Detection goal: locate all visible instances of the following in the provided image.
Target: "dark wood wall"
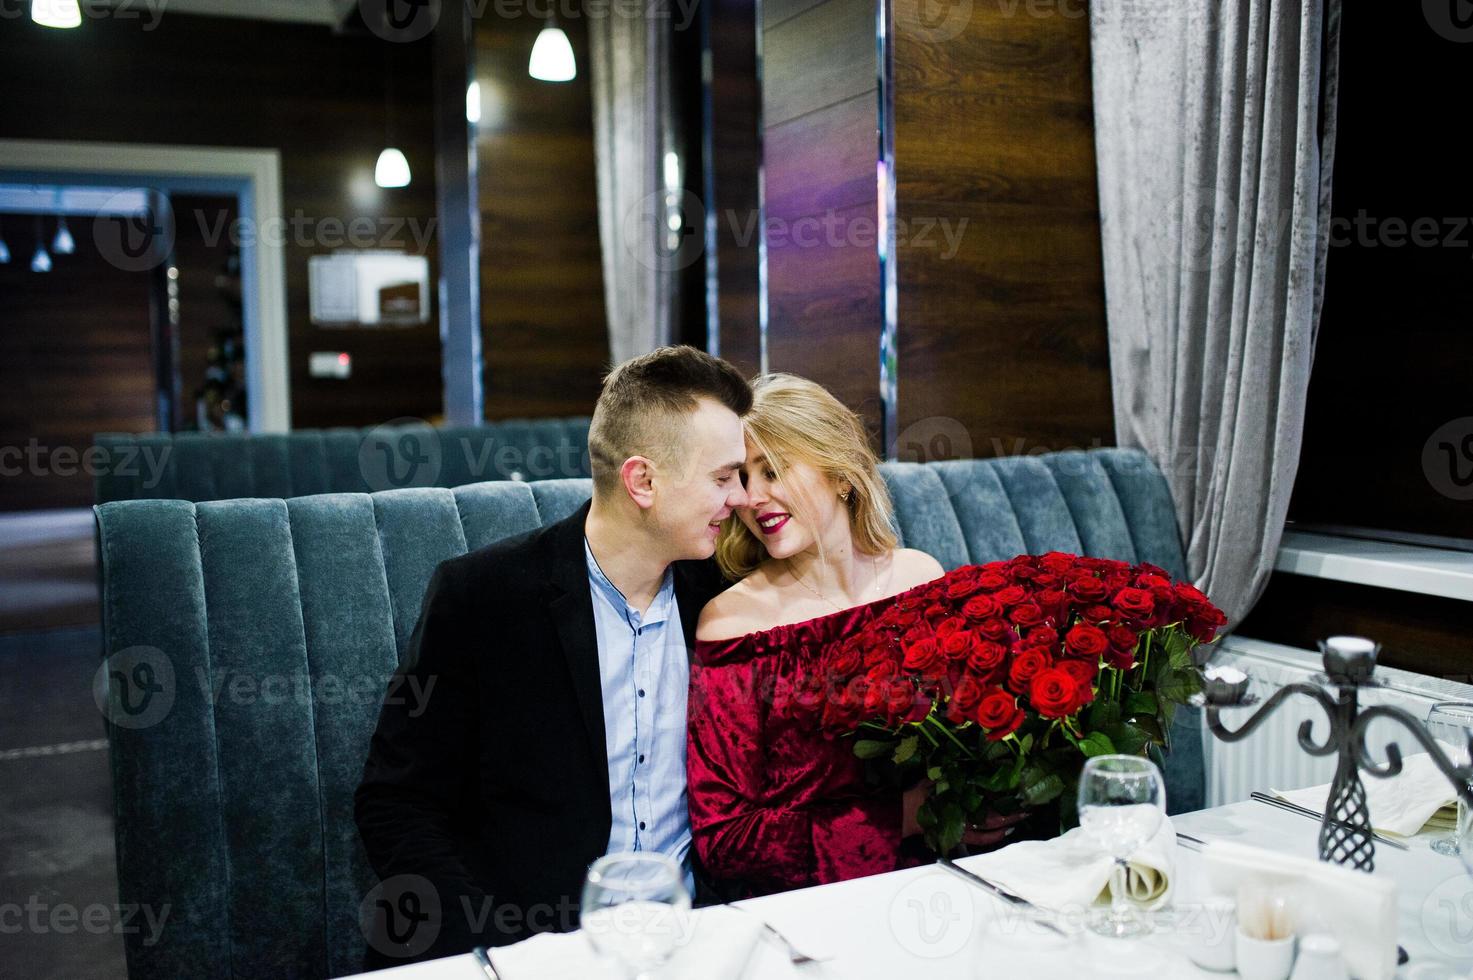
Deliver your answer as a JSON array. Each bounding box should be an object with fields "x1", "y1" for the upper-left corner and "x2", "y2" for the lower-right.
[
  {"x1": 0, "y1": 14, "x2": 442, "y2": 432},
  {"x1": 473, "y1": 10, "x2": 609, "y2": 420},
  {"x1": 761, "y1": 0, "x2": 885, "y2": 440},
  {"x1": 708, "y1": 0, "x2": 763, "y2": 378},
  {"x1": 0, "y1": 215, "x2": 154, "y2": 511},
  {"x1": 891, "y1": 0, "x2": 1113, "y2": 459}
]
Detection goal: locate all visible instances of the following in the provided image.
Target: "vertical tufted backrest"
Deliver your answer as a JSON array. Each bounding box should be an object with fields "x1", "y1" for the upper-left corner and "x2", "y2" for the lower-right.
[
  {"x1": 92, "y1": 418, "x2": 595, "y2": 504},
  {"x1": 95, "y1": 448, "x2": 1184, "y2": 979}
]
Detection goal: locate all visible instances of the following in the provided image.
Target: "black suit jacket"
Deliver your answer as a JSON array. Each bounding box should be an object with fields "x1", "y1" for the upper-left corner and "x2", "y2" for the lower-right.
[{"x1": 354, "y1": 500, "x2": 727, "y2": 969}]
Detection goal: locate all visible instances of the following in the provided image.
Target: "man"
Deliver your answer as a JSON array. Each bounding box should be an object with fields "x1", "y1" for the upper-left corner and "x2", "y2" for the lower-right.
[{"x1": 354, "y1": 346, "x2": 752, "y2": 968}]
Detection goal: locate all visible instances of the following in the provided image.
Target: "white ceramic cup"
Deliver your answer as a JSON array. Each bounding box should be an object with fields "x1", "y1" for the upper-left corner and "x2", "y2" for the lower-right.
[
  {"x1": 1235, "y1": 925, "x2": 1296, "y2": 980},
  {"x1": 1289, "y1": 933, "x2": 1349, "y2": 980},
  {"x1": 1184, "y1": 895, "x2": 1237, "y2": 972}
]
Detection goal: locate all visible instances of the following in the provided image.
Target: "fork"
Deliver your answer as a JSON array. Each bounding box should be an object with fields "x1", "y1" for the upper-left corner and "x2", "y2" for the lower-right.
[{"x1": 757, "y1": 920, "x2": 827, "y2": 965}]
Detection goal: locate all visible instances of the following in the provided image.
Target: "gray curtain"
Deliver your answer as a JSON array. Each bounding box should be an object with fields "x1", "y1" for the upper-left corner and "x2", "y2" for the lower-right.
[
  {"x1": 1090, "y1": 0, "x2": 1342, "y2": 629},
  {"x1": 589, "y1": 10, "x2": 677, "y2": 364}
]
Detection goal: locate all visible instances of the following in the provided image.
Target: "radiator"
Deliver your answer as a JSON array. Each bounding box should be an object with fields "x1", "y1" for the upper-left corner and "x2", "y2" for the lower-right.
[{"x1": 1201, "y1": 636, "x2": 1473, "y2": 809}]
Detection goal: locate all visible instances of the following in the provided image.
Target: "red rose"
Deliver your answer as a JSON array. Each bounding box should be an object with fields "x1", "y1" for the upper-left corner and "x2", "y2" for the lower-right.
[
  {"x1": 935, "y1": 616, "x2": 969, "y2": 639},
  {"x1": 893, "y1": 607, "x2": 922, "y2": 629},
  {"x1": 1137, "y1": 561, "x2": 1172, "y2": 580},
  {"x1": 1107, "y1": 624, "x2": 1139, "y2": 652},
  {"x1": 967, "y1": 639, "x2": 1007, "y2": 676},
  {"x1": 1173, "y1": 582, "x2": 1211, "y2": 611},
  {"x1": 1112, "y1": 587, "x2": 1156, "y2": 626},
  {"x1": 940, "y1": 630, "x2": 975, "y2": 662},
  {"x1": 887, "y1": 679, "x2": 917, "y2": 717},
  {"x1": 1039, "y1": 551, "x2": 1077, "y2": 573},
  {"x1": 946, "y1": 576, "x2": 981, "y2": 601},
  {"x1": 866, "y1": 660, "x2": 898, "y2": 684},
  {"x1": 976, "y1": 570, "x2": 1009, "y2": 591},
  {"x1": 962, "y1": 594, "x2": 1001, "y2": 621},
  {"x1": 826, "y1": 642, "x2": 862, "y2": 680},
  {"x1": 1083, "y1": 603, "x2": 1115, "y2": 625},
  {"x1": 1029, "y1": 668, "x2": 1080, "y2": 719},
  {"x1": 924, "y1": 603, "x2": 950, "y2": 625},
  {"x1": 1057, "y1": 657, "x2": 1097, "y2": 689},
  {"x1": 1064, "y1": 623, "x2": 1110, "y2": 660},
  {"x1": 1187, "y1": 605, "x2": 1227, "y2": 644},
  {"x1": 975, "y1": 618, "x2": 1013, "y2": 643},
  {"x1": 1007, "y1": 647, "x2": 1052, "y2": 694},
  {"x1": 1027, "y1": 625, "x2": 1060, "y2": 651},
  {"x1": 993, "y1": 585, "x2": 1027, "y2": 607},
  {"x1": 947, "y1": 675, "x2": 986, "y2": 723},
  {"x1": 902, "y1": 637, "x2": 943, "y2": 673},
  {"x1": 1068, "y1": 577, "x2": 1109, "y2": 603},
  {"x1": 1104, "y1": 645, "x2": 1135, "y2": 671},
  {"x1": 1008, "y1": 603, "x2": 1045, "y2": 628},
  {"x1": 975, "y1": 688, "x2": 1025, "y2": 739}
]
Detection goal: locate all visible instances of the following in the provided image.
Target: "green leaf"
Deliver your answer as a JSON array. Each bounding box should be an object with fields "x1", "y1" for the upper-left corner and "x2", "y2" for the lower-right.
[
  {"x1": 1076, "y1": 731, "x2": 1117, "y2": 758},
  {"x1": 937, "y1": 802, "x2": 966, "y2": 855},
  {"x1": 1088, "y1": 699, "x2": 1122, "y2": 731},
  {"x1": 1155, "y1": 669, "x2": 1199, "y2": 705},
  {"x1": 1105, "y1": 722, "x2": 1151, "y2": 756},
  {"x1": 893, "y1": 735, "x2": 920, "y2": 765},
  {"x1": 1018, "y1": 733, "x2": 1035, "y2": 755},
  {"x1": 1021, "y1": 765, "x2": 1065, "y2": 806},
  {"x1": 854, "y1": 739, "x2": 893, "y2": 760},
  {"x1": 1125, "y1": 691, "x2": 1159, "y2": 717},
  {"x1": 927, "y1": 765, "x2": 944, "y2": 781},
  {"x1": 1132, "y1": 714, "x2": 1165, "y2": 745}
]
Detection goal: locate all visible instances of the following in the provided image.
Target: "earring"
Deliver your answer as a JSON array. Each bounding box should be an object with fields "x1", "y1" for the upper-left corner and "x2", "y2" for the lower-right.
[{"x1": 839, "y1": 488, "x2": 851, "y2": 501}]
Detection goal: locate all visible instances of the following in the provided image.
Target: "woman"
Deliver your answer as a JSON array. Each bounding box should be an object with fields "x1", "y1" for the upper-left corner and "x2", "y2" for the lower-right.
[{"x1": 687, "y1": 374, "x2": 1022, "y2": 897}]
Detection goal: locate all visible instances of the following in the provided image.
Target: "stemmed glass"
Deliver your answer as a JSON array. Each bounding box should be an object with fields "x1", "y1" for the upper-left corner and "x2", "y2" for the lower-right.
[
  {"x1": 1077, "y1": 754, "x2": 1167, "y2": 939},
  {"x1": 580, "y1": 852, "x2": 692, "y2": 979},
  {"x1": 1426, "y1": 703, "x2": 1473, "y2": 858}
]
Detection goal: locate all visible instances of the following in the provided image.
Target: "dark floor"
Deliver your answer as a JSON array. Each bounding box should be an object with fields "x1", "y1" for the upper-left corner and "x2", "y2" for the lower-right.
[{"x1": 0, "y1": 626, "x2": 127, "y2": 980}]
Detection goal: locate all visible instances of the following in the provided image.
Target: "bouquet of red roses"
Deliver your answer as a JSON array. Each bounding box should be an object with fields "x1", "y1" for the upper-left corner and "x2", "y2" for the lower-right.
[{"x1": 816, "y1": 552, "x2": 1226, "y2": 854}]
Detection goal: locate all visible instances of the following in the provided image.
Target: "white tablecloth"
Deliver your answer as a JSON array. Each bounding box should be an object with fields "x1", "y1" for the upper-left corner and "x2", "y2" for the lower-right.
[{"x1": 342, "y1": 800, "x2": 1473, "y2": 980}]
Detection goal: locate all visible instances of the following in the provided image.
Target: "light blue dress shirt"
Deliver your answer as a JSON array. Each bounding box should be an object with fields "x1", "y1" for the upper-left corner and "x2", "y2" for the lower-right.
[{"x1": 583, "y1": 538, "x2": 695, "y2": 895}]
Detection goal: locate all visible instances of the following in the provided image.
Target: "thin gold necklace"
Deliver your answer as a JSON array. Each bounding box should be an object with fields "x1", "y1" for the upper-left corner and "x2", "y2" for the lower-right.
[{"x1": 787, "y1": 555, "x2": 882, "y2": 613}]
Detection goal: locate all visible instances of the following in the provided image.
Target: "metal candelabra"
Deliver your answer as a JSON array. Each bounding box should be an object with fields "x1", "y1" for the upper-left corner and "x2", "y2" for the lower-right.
[{"x1": 1202, "y1": 635, "x2": 1473, "y2": 872}]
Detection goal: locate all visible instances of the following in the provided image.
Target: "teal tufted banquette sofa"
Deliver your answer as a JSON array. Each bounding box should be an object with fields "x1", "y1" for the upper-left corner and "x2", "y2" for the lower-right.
[
  {"x1": 93, "y1": 448, "x2": 1201, "y2": 979},
  {"x1": 91, "y1": 416, "x2": 592, "y2": 504}
]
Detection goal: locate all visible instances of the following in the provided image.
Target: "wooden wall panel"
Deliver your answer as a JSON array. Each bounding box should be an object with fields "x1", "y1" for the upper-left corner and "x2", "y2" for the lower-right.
[
  {"x1": 891, "y1": 0, "x2": 1113, "y2": 459},
  {"x1": 0, "y1": 14, "x2": 442, "y2": 431},
  {"x1": 0, "y1": 216, "x2": 154, "y2": 511},
  {"x1": 473, "y1": 9, "x2": 609, "y2": 420},
  {"x1": 708, "y1": 0, "x2": 763, "y2": 377},
  {"x1": 761, "y1": 0, "x2": 883, "y2": 440}
]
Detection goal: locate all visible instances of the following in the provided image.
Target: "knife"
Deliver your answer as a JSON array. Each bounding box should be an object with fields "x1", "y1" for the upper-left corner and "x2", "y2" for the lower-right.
[
  {"x1": 471, "y1": 946, "x2": 501, "y2": 980},
  {"x1": 937, "y1": 856, "x2": 1070, "y2": 937},
  {"x1": 1249, "y1": 792, "x2": 1409, "y2": 851}
]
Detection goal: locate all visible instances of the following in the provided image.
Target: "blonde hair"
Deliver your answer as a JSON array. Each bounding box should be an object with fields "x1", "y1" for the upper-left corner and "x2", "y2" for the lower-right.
[{"x1": 715, "y1": 373, "x2": 898, "y2": 580}]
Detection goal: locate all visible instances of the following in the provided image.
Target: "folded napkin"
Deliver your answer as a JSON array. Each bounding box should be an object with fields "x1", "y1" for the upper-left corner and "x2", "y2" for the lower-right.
[
  {"x1": 955, "y1": 811, "x2": 1177, "y2": 912},
  {"x1": 1273, "y1": 742, "x2": 1463, "y2": 837},
  {"x1": 1202, "y1": 839, "x2": 1398, "y2": 980},
  {"x1": 489, "y1": 904, "x2": 765, "y2": 980}
]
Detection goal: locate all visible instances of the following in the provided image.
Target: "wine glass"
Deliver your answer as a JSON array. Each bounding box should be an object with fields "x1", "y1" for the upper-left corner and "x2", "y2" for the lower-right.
[
  {"x1": 580, "y1": 852, "x2": 692, "y2": 979},
  {"x1": 1426, "y1": 703, "x2": 1473, "y2": 858},
  {"x1": 1077, "y1": 754, "x2": 1167, "y2": 939}
]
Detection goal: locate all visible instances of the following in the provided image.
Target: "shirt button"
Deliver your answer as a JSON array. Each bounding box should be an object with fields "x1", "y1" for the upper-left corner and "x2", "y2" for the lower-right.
[
  {"x1": 638, "y1": 689, "x2": 646, "y2": 697},
  {"x1": 638, "y1": 754, "x2": 645, "y2": 764},
  {"x1": 639, "y1": 821, "x2": 646, "y2": 830}
]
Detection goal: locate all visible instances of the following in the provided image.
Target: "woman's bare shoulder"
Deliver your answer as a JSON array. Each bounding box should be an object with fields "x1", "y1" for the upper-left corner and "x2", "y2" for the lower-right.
[
  {"x1": 890, "y1": 548, "x2": 946, "y2": 590},
  {"x1": 696, "y1": 566, "x2": 785, "y2": 642}
]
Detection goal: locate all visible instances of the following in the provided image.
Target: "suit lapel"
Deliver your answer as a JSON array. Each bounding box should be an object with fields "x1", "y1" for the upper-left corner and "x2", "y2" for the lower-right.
[{"x1": 544, "y1": 500, "x2": 609, "y2": 773}]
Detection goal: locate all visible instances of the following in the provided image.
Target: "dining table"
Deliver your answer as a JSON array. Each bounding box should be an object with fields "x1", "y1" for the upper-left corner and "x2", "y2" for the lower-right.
[{"x1": 344, "y1": 799, "x2": 1473, "y2": 980}]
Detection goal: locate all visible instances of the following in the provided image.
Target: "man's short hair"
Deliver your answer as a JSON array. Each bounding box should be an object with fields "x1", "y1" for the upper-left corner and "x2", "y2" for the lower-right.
[{"x1": 588, "y1": 346, "x2": 753, "y2": 496}]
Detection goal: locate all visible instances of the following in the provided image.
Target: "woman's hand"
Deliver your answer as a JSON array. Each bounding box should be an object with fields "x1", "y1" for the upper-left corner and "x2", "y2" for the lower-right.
[{"x1": 901, "y1": 781, "x2": 1030, "y2": 847}]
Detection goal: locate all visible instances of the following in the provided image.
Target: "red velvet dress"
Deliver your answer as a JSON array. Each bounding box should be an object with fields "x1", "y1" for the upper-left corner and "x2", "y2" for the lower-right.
[{"x1": 686, "y1": 594, "x2": 908, "y2": 897}]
